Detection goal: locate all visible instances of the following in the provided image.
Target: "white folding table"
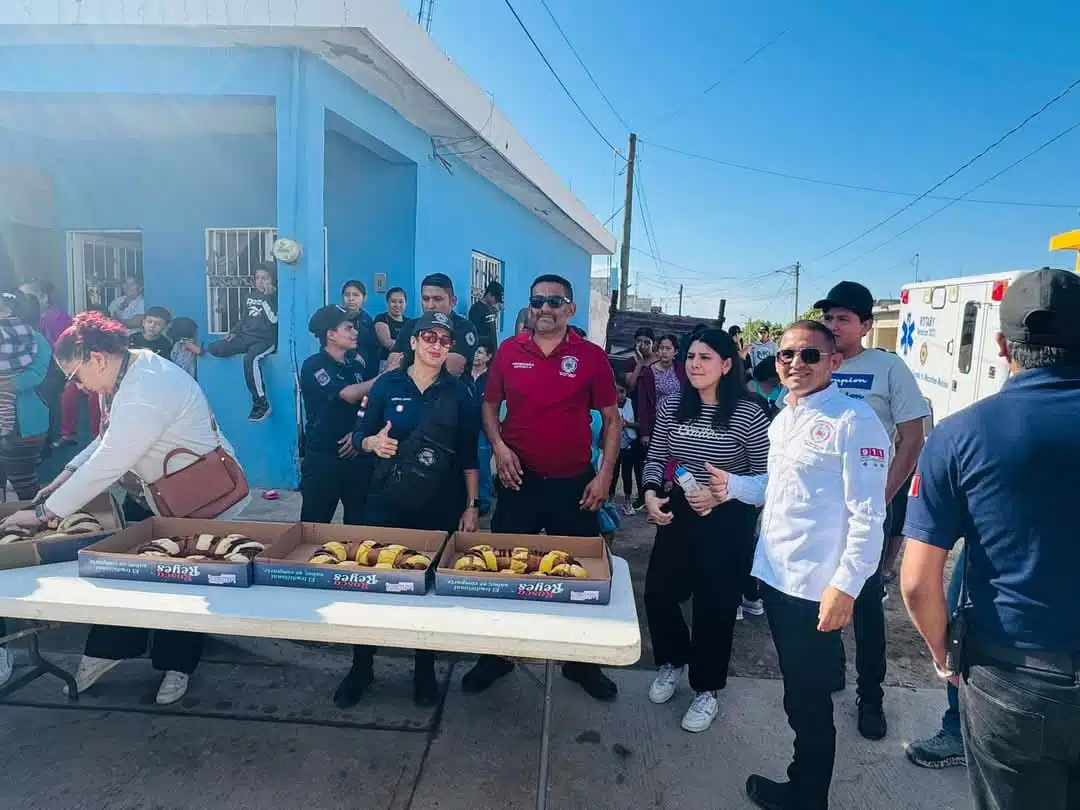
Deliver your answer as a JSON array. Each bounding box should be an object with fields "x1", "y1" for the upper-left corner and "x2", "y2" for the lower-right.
[{"x1": 0, "y1": 557, "x2": 641, "y2": 810}]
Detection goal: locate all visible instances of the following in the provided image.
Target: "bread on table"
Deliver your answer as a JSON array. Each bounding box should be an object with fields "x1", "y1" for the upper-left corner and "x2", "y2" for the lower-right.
[
  {"x1": 135, "y1": 534, "x2": 265, "y2": 561},
  {"x1": 453, "y1": 544, "x2": 589, "y2": 578},
  {"x1": 0, "y1": 511, "x2": 105, "y2": 544},
  {"x1": 308, "y1": 540, "x2": 431, "y2": 570}
]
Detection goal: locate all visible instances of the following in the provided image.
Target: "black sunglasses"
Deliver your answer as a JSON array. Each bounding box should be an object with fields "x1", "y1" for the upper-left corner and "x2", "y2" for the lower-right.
[
  {"x1": 776, "y1": 347, "x2": 832, "y2": 365},
  {"x1": 528, "y1": 295, "x2": 570, "y2": 310}
]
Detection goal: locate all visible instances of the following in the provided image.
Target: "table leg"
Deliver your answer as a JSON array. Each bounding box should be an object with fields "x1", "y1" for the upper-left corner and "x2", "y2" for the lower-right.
[
  {"x1": 535, "y1": 659, "x2": 554, "y2": 810},
  {"x1": 0, "y1": 623, "x2": 78, "y2": 703}
]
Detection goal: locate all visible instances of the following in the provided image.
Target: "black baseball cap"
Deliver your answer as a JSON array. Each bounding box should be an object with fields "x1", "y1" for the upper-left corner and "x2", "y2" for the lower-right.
[
  {"x1": 308, "y1": 304, "x2": 351, "y2": 337},
  {"x1": 1000, "y1": 267, "x2": 1080, "y2": 348},
  {"x1": 814, "y1": 281, "x2": 874, "y2": 319},
  {"x1": 484, "y1": 281, "x2": 504, "y2": 302},
  {"x1": 412, "y1": 310, "x2": 454, "y2": 335}
]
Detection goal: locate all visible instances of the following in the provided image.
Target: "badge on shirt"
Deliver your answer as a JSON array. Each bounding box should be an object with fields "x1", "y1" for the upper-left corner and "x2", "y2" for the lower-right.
[
  {"x1": 465, "y1": 331, "x2": 476, "y2": 346},
  {"x1": 808, "y1": 421, "x2": 833, "y2": 444},
  {"x1": 560, "y1": 356, "x2": 579, "y2": 376},
  {"x1": 314, "y1": 368, "x2": 331, "y2": 387}
]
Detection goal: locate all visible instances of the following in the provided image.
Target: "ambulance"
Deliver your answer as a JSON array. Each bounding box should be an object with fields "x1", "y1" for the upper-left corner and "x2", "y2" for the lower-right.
[{"x1": 895, "y1": 272, "x2": 1025, "y2": 428}]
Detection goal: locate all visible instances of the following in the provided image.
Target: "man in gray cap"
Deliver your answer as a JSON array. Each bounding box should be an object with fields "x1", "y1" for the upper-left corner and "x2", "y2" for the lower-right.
[{"x1": 901, "y1": 267, "x2": 1080, "y2": 810}]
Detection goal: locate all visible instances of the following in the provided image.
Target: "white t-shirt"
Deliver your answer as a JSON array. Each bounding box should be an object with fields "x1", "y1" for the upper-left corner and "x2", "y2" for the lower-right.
[
  {"x1": 748, "y1": 340, "x2": 778, "y2": 370},
  {"x1": 108, "y1": 294, "x2": 145, "y2": 334},
  {"x1": 832, "y1": 349, "x2": 928, "y2": 441},
  {"x1": 618, "y1": 399, "x2": 637, "y2": 449}
]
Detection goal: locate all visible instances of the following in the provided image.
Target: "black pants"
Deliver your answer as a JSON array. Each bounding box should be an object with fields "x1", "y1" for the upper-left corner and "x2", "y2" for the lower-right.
[
  {"x1": 492, "y1": 468, "x2": 598, "y2": 537},
  {"x1": 610, "y1": 441, "x2": 644, "y2": 500},
  {"x1": 206, "y1": 334, "x2": 275, "y2": 401},
  {"x1": 763, "y1": 583, "x2": 844, "y2": 810},
  {"x1": 299, "y1": 451, "x2": 370, "y2": 525},
  {"x1": 645, "y1": 492, "x2": 757, "y2": 691},
  {"x1": 841, "y1": 502, "x2": 891, "y2": 705}
]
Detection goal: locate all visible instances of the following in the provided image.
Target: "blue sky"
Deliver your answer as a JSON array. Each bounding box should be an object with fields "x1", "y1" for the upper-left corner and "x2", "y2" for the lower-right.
[{"x1": 405, "y1": 0, "x2": 1080, "y2": 323}]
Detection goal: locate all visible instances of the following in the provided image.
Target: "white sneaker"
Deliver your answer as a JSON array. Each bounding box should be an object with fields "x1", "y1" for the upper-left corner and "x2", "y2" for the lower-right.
[
  {"x1": 736, "y1": 606, "x2": 744, "y2": 621},
  {"x1": 156, "y1": 671, "x2": 189, "y2": 705},
  {"x1": 622, "y1": 503, "x2": 636, "y2": 517},
  {"x1": 0, "y1": 647, "x2": 12, "y2": 688},
  {"x1": 648, "y1": 663, "x2": 684, "y2": 704},
  {"x1": 681, "y1": 691, "x2": 720, "y2": 733},
  {"x1": 741, "y1": 598, "x2": 765, "y2": 616},
  {"x1": 63, "y1": 655, "x2": 121, "y2": 695}
]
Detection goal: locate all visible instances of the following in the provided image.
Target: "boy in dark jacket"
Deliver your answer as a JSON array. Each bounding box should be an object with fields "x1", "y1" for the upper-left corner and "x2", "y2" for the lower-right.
[{"x1": 207, "y1": 262, "x2": 278, "y2": 421}]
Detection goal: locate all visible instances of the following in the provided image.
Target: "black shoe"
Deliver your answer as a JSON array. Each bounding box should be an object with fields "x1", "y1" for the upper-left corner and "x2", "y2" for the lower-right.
[
  {"x1": 858, "y1": 699, "x2": 887, "y2": 740},
  {"x1": 461, "y1": 656, "x2": 514, "y2": 694},
  {"x1": 561, "y1": 662, "x2": 617, "y2": 702},
  {"x1": 248, "y1": 398, "x2": 271, "y2": 421},
  {"x1": 333, "y1": 666, "x2": 374, "y2": 709},
  {"x1": 745, "y1": 775, "x2": 792, "y2": 810}
]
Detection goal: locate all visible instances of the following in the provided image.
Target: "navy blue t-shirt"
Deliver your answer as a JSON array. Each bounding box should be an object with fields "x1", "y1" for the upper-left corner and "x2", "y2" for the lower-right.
[
  {"x1": 299, "y1": 350, "x2": 368, "y2": 453},
  {"x1": 904, "y1": 366, "x2": 1080, "y2": 651}
]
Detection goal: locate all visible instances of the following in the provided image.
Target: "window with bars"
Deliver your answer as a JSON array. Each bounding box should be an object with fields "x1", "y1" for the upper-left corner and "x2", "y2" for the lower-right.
[
  {"x1": 205, "y1": 228, "x2": 277, "y2": 335},
  {"x1": 471, "y1": 251, "x2": 503, "y2": 329}
]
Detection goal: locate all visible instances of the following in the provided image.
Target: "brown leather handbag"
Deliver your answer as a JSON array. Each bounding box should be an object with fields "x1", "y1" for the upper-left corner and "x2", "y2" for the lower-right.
[{"x1": 145, "y1": 418, "x2": 249, "y2": 519}]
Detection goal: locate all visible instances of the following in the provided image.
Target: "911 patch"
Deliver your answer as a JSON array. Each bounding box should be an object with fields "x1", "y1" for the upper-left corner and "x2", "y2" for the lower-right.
[
  {"x1": 860, "y1": 447, "x2": 886, "y2": 461},
  {"x1": 314, "y1": 368, "x2": 331, "y2": 386}
]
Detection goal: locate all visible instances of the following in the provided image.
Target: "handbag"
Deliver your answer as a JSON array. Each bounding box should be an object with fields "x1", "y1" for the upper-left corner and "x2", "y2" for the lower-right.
[{"x1": 144, "y1": 416, "x2": 249, "y2": 519}]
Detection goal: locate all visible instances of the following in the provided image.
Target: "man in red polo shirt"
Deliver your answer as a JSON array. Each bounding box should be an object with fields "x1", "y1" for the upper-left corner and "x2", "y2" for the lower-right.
[{"x1": 462, "y1": 273, "x2": 621, "y2": 701}]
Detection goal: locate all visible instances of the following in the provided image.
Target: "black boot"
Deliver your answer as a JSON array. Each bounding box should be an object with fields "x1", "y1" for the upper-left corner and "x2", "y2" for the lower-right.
[
  {"x1": 561, "y1": 662, "x2": 617, "y2": 701},
  {"x1": 462, "y1": 655, "x2": 515, "y2": 693},
  {"x1": 413, "y1": 651, "x2": 439, "y2": 707},
  {"x1": 745, "y1": 775, "x2": 793, "y2": 810},
  {"x1": 334, "y1": 645, "x2": 375, "y2": 709}
]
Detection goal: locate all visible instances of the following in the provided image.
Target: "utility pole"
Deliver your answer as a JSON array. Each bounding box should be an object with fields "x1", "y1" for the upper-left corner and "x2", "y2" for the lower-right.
[
  {"x1": 617, "y1": 133, "x2": 637, "y2": 311},
  {"x1": 793, "y1": 261, "x2": 800, "y2": 321},
  {"x1": 678, "y1": 284, "x2": 684, "y2": 316},
  {"x1": 912, "y1": 252, "x2": 920, "y2": 282},
  {"x1": 717, "y1": 298, "x2": 727, "y2": 327}
]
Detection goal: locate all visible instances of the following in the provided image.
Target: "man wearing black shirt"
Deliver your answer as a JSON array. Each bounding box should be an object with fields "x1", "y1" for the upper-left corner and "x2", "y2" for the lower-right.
[
  {"x1": 130, "y1": 306, "x2": 173, "y2": 358},
  {"x1": 388, "y1": 273, "x2": 478, "y2": 377},
  {"x1": 468, "y1": 280, "x2": 503, "y2": 347}
]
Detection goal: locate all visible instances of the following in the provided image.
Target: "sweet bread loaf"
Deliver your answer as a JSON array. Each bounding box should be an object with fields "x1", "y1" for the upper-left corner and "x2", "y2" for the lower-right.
[
  {"x1": 135, "y1": 533, "x2": 265, "y2": 562},
  {"x1": 308, "y1": 540, "x2": 431, "y2": 570},
  {"x1": 453, "y1": 545, "x2": 588, "y2": 578},
  {"x1": 0, "y1": 512, "x2": 105, "y2": 545}
]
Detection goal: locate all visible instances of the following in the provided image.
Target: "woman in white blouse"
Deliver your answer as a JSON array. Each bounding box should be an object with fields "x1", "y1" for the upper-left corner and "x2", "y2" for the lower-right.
[{"x1": 1, "y1": 311, "x2": 249, "y2": 705}]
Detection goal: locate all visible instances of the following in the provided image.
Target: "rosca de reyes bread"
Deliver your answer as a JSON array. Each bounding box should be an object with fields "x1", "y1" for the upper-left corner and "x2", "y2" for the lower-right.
[
  {"x1": 308, "y1": 540, "x2": 431, "y2": 570},
  {"x1": 453, "y1": 545, "x2": 588, "y2": 578},
  {"x1": 135, "y1": 533, "x2": 265, "y2": 562},
  {"x1": 0, "y1": 511, "x2": 104, "y2": 545}
]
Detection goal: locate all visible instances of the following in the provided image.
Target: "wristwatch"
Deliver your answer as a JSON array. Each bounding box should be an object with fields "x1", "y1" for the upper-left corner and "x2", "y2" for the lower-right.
[{"x1": 468, "y1": 499, "x2": 481, "y2": 509}]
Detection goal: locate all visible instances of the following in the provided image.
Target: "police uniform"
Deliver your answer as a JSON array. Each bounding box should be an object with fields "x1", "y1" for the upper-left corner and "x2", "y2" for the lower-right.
[
  {"x1": 392, "y1": 310, "x2": 478, "y2": 374},
  {"x1": 299, "y1": 308, "x2": 373, "y2": 525},
  {"x1": 903, "y1": 269, "x2": 1080, "y2": 810}
]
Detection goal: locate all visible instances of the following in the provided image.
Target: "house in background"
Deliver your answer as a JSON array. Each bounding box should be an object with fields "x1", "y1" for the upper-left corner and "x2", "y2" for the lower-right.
[{"x1": 0, "y1": 0, "x2": 614, "y2": 487}]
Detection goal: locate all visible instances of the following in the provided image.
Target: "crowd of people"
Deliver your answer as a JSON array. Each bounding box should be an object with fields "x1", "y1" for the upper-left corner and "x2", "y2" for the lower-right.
[{"x1": 0, "y1": 261, "x2": 1075, "y2": 810}]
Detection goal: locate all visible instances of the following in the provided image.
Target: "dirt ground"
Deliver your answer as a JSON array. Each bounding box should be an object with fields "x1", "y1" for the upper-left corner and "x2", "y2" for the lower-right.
[{"x1": 611, "y1": 506, "x2": 953, "y2": 691}]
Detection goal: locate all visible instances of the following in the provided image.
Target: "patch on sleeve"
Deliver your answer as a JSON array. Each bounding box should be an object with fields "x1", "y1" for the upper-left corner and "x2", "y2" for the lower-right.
[
  {"x1": 909, "y1": 474, "x2": 921, "y2": 498},
  {"x1": 465, "y1": 331, "x2": 477, "y2": 346},
  {"x1": 860, "y1": 447, "x2": 886, "y2": 461},
  {"x1": 314, "y1": 368, "x2": 331, "y2": 386}
]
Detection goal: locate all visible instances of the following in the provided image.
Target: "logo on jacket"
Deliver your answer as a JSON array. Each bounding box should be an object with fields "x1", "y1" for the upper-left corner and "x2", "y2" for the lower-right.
[
  {"x1": 314, "y1": 368, "x2": 331, "y2": 386},
  {"x1": 860, "y1": 447, "x2": 886, "y2": 460},
  {"x1": 465, "y1": 331, "x2": 476, "y2": 346},
  {"x1": 900, "y1": 313, "x2": 915, "y2": 355},
  {"x1": 417, "y1": 448, "x2": 436, "y2": 467},
  {"x1": 809, "y1": 422, "x2": 833, "y2": 444},
  {"x1": 560, "y1": 356, "x2": 579, "y2": 375}
]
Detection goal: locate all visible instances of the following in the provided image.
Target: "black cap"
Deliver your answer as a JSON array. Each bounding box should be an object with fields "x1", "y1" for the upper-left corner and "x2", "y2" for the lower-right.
[
  {"x1": 308, "y1": 304, "x2": 351, "y2": 337},
  {"x1": 1000, "y1": 268, "x2": 1080, "y2": 348},
  {"x1": 412, "y1": 310, "x2": 454, "y2": 335},
  {"x1": 484, "y1": 280, "x2": 504, "y2": 302},
  {"x1": 814, "y1": 281, "x2": 874, "y2": 319}
]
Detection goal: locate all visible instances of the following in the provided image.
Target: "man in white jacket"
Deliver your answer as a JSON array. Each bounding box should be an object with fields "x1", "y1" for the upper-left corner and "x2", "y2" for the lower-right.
[{"x1": 708, "y1": 319, "x2": 889, "y2": 810}]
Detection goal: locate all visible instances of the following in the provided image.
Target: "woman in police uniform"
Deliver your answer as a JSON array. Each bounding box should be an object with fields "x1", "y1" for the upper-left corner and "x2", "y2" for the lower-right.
[
  {"x1": 299, "y1": 305, "x2": 378, "y2": 524},
  {"x1": 333, "y1": 310, "x2": 481, "y2": 709}
]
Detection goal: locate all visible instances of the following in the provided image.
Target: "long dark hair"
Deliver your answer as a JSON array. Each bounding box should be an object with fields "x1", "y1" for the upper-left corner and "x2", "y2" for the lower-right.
[{"x1": 675, "y1": 328, "x2": 748, "y2": 431}]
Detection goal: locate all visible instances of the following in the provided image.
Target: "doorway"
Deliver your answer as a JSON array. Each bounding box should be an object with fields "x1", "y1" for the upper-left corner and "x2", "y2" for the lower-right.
[{"x1": 66, "y1": 230, "x2": 144, "y2": 314}]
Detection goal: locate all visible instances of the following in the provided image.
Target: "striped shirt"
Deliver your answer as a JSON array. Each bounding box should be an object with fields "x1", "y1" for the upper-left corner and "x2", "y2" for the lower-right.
[{"x1": 644, "y1": 394, "x2": 770, "y2": 488}]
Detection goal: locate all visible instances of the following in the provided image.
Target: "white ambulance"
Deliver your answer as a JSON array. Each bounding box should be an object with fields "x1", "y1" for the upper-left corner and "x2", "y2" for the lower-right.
[{"x1": 895, "y1": 272, "x2": 1027, "y2": 428}]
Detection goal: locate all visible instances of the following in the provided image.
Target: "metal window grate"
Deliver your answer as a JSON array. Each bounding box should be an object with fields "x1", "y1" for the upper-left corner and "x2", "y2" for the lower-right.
[
  {"x1": 67, "y1": 231, "x2": 144, "y2": 313},
  {"x1": 205, "y1": 227, "x2": 277, "y2": 334},
  {"x1": 471, "y1": 251, "x2": 503, "y2": 330}
]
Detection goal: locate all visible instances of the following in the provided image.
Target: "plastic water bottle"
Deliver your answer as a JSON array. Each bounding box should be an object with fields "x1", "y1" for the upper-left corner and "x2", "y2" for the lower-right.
[{"x1": 674, "y1": 465, "x2": 712, "y2": 516}]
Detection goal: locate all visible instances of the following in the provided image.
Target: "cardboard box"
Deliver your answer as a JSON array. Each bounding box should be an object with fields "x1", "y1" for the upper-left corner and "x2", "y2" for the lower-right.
[
  {"x1": 0, "y1": 492, "x2": 122, "y2": 571},
  {"x1": 78, "y1": 518, "x2": 292, "y2": 588},
  {"x1": 253, "y1": 523, "x2": 449, "y2": 595},
  {"x1": 435, "y1": 532, "x2": 612, "y2": 605}
]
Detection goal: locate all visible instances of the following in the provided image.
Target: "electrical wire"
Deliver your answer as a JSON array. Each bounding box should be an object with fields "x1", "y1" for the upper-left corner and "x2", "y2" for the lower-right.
[
  {"x1": 501, "y1": 0, "x2": 620, "y2": 152},
  {"x1": 827, "y1": 118, "x2": 1080, "y2": 273},
  {"x1": 639, "y1": 139, "x2": 1080, "y2": 209},
  {"x1": 809, "y1": 75, "x2": 1080, "y2": 263},
  {"x1": 536, "y1": 0, "x2": 631, "y2": 131},
  {"x1": 634, "y1": 162, "x2": 665, "y2": 280}
]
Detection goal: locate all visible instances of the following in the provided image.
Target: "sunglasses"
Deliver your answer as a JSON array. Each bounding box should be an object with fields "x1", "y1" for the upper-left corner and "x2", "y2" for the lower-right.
[
  {"x1": 417, "y1": 329, "x2": 454, "y2": 349},
  {"x1": 529, "y1": 295, "x2": 570, "y2": 310},
  {"x1": 776, "y1": 347, "x2": 832, "y2": 365}
]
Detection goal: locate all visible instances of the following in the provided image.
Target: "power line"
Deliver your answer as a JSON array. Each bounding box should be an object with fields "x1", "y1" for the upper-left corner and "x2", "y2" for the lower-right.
[
  {"x1": 535, "y1": 0, "x2": 630, "y2": 131},
  {"x1": 640, "y1": 139, "x2": 1080, "y2": 209},
  {"x1": 501, "y1": 0, "x2": 620, "y2": 152},
  {"x1": 810, "y1": 75, "x2": 1080, "y2": 263},
  {"x1": 634, "y1": 162, "x2": 665, "y2": 281},
  {"x1": 828, "y1": 118, "x2": 1080, "y2": 273}
]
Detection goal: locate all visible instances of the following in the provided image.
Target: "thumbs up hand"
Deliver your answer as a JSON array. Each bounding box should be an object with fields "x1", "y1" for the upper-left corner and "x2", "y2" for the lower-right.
[
  {"x1": 705, "y1": 462, "x2": 731, "y2": 503},
  {"x1": 366, "y1": 420, "x2": 398, "y2": 459}
]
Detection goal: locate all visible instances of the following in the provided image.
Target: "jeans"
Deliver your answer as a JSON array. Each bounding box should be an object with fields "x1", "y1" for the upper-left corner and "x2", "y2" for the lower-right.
[
  {"x1": 477, "y1": 433, "x2": 493, "y2": 512},
  {"x1": 763, "y1": 583, "x2": 844, "y2": 810},
  {"x1": 942, "y1": 545, "x2": 967, "y2": 740},
  {"x1": 961, "y1": 662, "x2": 1080, "y2": 810}
]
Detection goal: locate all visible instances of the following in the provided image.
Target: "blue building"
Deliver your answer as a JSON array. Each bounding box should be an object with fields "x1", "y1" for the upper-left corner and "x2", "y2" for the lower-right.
[{"x1": 0, "y1": 1, "x2": 615, "y2": 488}]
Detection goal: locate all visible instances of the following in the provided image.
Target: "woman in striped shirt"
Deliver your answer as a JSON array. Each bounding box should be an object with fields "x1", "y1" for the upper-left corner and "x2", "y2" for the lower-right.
[{"x1": 642, "y1": 328, "x2": 769, "y2": 734}]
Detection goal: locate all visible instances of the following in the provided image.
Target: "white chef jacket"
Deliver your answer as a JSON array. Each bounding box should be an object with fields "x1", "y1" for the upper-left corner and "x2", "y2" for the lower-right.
[{"x1": 726, "y1": 383, "x2": 889, "y2": 601}]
